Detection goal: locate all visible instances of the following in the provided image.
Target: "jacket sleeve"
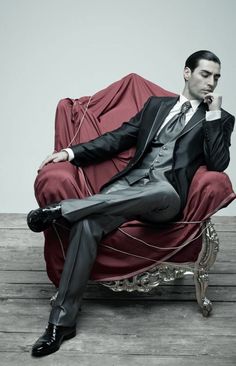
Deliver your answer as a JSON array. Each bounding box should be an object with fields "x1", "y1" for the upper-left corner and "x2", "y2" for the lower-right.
[
  {"x1": 70, "y1": 97, "x2": 152, "y2": 167},
  {"x1": 203, "y1": 112, "x2": 235, "y2": 171}
]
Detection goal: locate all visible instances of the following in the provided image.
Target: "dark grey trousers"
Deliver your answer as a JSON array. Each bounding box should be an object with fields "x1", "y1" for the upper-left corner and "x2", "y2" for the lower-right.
[{"x1": 49, "y1": 178, "x2": 181, "y2": 326}]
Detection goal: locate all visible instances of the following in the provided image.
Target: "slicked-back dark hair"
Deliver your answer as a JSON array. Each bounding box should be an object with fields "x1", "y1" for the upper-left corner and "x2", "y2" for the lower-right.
[{"x1": 185, "y1": 50, "x2": 221, "y2": 71}]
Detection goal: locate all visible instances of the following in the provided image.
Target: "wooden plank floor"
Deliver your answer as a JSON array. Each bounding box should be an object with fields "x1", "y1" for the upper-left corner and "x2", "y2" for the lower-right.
[{"x1": 0, "y1": 214, "x2": 236, "y2": 366}]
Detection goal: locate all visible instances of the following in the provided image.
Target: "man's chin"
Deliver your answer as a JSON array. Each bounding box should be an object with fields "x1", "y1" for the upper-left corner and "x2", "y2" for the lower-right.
[{"x1": 195, "y1": 95, "x2": 204, "y2": 101}]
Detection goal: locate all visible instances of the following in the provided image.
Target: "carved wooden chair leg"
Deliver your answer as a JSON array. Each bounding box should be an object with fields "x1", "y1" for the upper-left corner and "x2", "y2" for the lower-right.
[
  {"x1": 193, "y1": 219, "x2": 219, "y2": 317},
  {"x1": 194, "y1": 268, "x2": 212, "y2": 317}
]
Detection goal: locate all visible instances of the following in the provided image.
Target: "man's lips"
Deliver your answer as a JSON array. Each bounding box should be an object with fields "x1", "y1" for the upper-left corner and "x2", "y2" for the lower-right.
[{"x1": 202, "y1": 89, "x2": 213, "y2": 93}]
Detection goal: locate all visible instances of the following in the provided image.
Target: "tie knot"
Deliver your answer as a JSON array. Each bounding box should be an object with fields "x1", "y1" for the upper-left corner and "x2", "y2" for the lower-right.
[{"x1": 180, "y1": 101, "x2": 191, "y2": 114}]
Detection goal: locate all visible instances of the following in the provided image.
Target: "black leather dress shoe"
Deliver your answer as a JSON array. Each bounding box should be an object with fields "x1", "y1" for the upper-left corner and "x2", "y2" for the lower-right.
[
  {"x1": 27, "y1": 204, "x2": 62, "y2": 232},
  {"x1": 32, "y1": 323, "x2": 76, "y2": 357}
]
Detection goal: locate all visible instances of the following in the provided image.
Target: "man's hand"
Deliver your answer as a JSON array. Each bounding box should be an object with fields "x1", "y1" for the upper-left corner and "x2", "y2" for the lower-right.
[
  {"x1": 38, "y1": 151, "x2": 69, "y2": 171},
  {"x1": 203, "y1": 93, "x2": 222, "y2": 111}
]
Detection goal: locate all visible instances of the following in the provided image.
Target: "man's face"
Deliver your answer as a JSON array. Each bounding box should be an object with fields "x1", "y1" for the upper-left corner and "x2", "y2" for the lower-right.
[{"x1": 183, "y1": 59, "x2": 221, "y2": 100}]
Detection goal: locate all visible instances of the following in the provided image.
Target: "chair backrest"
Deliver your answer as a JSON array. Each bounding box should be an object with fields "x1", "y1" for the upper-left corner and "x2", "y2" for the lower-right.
[{"x1": 55, "y1": 73, "x2": 176, "y2": 193}]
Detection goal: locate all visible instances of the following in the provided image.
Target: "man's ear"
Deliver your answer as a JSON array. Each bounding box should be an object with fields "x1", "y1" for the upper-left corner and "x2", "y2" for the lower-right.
[{"x1": 183, "y1": 67, "x2": 191, "y2": 81}]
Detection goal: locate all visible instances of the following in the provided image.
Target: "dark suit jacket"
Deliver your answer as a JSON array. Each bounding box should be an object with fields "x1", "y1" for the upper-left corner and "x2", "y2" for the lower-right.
[{"x1": 70, "y1": 96, "x2": 235, "y2": 209}]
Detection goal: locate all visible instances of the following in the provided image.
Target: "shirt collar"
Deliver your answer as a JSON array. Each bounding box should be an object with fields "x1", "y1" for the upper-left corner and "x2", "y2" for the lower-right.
[{"x1": 179, "y1": 94, "x2": 201, "y2": 113}]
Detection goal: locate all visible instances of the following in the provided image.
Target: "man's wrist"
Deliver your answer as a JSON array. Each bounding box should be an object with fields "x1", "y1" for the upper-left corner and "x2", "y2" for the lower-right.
[
  {"x1": 62, "y1": 148, "x2": 75, "y2": 161},
  {"x1": 205, "y1": 110, "x2": 221, "y2": 121}
]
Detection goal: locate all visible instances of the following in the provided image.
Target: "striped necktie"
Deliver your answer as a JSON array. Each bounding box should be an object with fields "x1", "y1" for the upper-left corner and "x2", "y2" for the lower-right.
[{"x1": 156, "y1": 101, "x2": 192, "y2": 144}]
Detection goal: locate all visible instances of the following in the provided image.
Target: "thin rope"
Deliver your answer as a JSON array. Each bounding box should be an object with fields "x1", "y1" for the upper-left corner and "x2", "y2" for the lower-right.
[
  {"x1": 100, "y1": 244, "x2": 158, "y2": 263},
  {"x1": 67, "y1": 96, "x2": 92, "y2": 147},
  {"x1": 116, "y1": 219, "x2": 210, "y2": 251},
  {"x1": 101, "y1": 229, "x2": 205, "y2": 264},
  {"x1": 100, "y1": 222, "x2": 209, "y2": 260}
]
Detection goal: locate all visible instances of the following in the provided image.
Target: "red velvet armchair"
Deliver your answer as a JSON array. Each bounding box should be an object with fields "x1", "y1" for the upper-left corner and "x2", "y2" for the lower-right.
[{"x1": 35, "y1": 73, "x2": 236, "y2": 316}]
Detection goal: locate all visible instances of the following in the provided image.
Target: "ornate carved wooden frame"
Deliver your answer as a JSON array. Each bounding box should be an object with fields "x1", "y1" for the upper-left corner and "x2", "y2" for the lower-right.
[
  {"x1": 100, "y1": 219, "x2": 219, "y2": 317},
  {"x1": 50, "y1": 219, "x2": 219, "y2": 317}
]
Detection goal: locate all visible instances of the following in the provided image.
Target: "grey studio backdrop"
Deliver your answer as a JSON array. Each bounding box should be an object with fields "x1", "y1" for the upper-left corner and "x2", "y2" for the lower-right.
[{"x1": 1, "y1": 0, "x2": 236, "y2": 215}]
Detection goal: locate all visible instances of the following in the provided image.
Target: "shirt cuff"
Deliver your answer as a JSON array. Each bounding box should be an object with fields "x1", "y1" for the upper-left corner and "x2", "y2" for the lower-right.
[
  {"x1": 62, "y1": 148, "x2": 75, "y2": 161},
  {"x1": 205, "y1": 110, "x2": 221, "y2": 121}
]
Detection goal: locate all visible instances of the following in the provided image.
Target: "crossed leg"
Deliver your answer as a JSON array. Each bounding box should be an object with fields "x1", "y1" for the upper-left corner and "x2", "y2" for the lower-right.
[{"x1": 49, "y1": 179, "x2": 181, "y2": 326}]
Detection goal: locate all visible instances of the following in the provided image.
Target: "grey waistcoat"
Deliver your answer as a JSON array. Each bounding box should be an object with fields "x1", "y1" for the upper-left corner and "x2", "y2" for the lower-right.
[{"x1": 125, "y1": 125, "x2": 181, "y2": 185}]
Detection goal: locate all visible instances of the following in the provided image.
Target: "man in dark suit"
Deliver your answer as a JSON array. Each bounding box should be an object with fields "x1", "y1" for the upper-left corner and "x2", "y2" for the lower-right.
[{"x1": 27, "y1": 50, "x2": 234, "y2": 357}]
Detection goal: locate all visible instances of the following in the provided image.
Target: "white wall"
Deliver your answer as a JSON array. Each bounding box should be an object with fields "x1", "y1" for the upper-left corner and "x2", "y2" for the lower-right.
[{"x1": 1, "y1": 0, "x2": 236, "y2": 214}]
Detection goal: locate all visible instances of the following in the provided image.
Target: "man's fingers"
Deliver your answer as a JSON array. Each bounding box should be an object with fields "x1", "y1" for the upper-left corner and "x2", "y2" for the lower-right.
[
  {"x1": 38, "y1": 155, "x2": 56, "y2": 171},
  {"x1": 203, "y1": 93, "x2": 222, "y2": 110},
  {"x1": 53, "y1": 157, "x2": 63, "y2": 162},
  {"x1": 38, "y1": 158, "x2": 52, "y2": 171},
  {"x1": 38, "y1": 151, "x2": 68, "y2": 172},
  {"x1": 204, "y1": 94, "x2": 213, "y2": 103},
  {"x1": 53, "y1": 151, "x2": 69, "y2": 162}
]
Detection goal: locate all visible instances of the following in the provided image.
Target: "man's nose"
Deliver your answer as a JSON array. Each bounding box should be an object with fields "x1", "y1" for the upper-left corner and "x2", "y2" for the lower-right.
[{"x1": 207, "y1": 76, "x2": 215, "y2": 87}]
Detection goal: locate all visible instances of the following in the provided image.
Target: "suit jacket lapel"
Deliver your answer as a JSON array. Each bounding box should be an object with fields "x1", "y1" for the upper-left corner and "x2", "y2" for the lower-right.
[
  {"x1": 136, "y1": 97, "x2": 178, "y2": 155},
  {"x1": 147, "y1": 97, "x2": 179, "y2": 142}
]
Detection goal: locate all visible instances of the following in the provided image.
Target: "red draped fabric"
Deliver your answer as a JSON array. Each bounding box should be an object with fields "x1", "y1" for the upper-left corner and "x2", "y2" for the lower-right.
[{"x1": 34, "y1": 73, "x2": 236, "y2": 287}]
